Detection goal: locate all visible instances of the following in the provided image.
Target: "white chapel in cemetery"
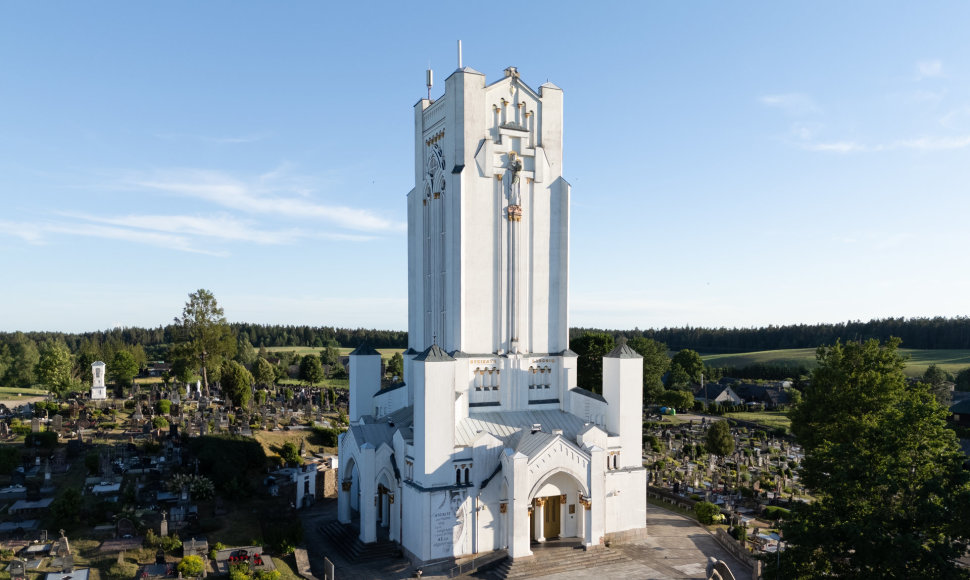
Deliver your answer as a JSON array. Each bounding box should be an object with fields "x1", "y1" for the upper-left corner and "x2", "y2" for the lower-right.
[{"x1": 337, "y1": 60, "x2": 646, "y2": 564}]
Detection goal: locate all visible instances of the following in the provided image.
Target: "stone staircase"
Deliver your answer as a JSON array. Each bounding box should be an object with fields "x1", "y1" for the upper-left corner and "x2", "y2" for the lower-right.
[
  {"x1": 484, "y1": 541, "x2": 633, "y2": 579},
  {"x1": 317, "y1": 520, "x2": 403, "y2": 564}
]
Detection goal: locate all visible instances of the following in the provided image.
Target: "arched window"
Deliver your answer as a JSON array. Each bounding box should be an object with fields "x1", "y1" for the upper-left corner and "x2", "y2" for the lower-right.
[
  {"x1": 456, "y1": 468, "x2": 461, "y2": 485},
  {"x1": 464, "y1": 468, "x2": 470, "y2": 484}
]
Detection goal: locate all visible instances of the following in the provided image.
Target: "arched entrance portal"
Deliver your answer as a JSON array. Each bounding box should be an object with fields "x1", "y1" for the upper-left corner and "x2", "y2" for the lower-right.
[
  {"x1": 337, "y1": 457, "x2": 360, "y2": 525},
  {"x1": 529, "y1": 471, "x2": 587, "y2": 543}
]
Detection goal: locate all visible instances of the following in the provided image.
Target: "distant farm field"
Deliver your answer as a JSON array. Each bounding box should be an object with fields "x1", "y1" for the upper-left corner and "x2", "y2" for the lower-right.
[
  {"x1": 702, "y1": 348, "x2": 970, "y2": 378},
  {"x1": 264, "y1": 346, "x2": 404, "y2": 360}
]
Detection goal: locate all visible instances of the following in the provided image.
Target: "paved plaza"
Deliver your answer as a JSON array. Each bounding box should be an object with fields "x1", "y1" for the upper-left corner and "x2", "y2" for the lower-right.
[{"x1": 300, "y1": 499, "x2": 752, "y2": 580}]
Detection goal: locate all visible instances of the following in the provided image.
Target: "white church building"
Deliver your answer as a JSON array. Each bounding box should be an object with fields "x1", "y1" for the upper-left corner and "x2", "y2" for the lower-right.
[{"x1": 337, "y1": 62, "x2": 646, "y2": 565}]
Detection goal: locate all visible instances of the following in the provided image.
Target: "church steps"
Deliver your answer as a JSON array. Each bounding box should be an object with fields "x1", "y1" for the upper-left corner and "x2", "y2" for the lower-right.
[
  {"x1": 318, "y1": 521, "x2": 402, "y2": 564},
  {"x1": 485, "y1": 545, "x2": 633, "y2": 580}
]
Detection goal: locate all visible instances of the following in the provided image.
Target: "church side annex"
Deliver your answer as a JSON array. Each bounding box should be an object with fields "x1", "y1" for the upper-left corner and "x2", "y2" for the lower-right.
[{"x1": 337, "y1": 61, "x2": 647, "y2": 566}]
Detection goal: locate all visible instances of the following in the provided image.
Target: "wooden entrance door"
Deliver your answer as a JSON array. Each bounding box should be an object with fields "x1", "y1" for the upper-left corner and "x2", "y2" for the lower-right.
[{"x1": 543, "y1": 496, "x2": 561, "y2": 538}]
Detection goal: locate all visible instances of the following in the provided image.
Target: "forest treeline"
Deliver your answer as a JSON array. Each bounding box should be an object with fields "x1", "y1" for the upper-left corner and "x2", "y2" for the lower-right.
[
  {"x1": 3, "y1": 316, "x2": 969, "y2": 363},
  {"x1": 572, "y1": 316, "x2": 970, "y2": 353}
]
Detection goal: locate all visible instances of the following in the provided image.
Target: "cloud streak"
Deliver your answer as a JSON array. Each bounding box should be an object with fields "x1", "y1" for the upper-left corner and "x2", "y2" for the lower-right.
[
  {"x1": 805, "y1": 134, "x2": 970, "y2": 153},
  {"x1": 916, "y1": 60, "x2": 943, "y2": 79},
  {"x1": 127, "y1": 168, "x2": 405, "y2": 233},
  {"x1": 759, "y1": 93, "x2": 820, "y2": 116}
]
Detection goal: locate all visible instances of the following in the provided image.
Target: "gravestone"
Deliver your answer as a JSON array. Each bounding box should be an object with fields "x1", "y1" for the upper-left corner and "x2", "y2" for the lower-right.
[
  {"x1": 8, "y1": 559, "x2": 25, "y2": 579},
  {"x1": 52, "y1": 414, "x2": 63, "y2": 432},
  {"x1": 0, "y1": 422, "x2": 8, "y2": 437},
  {"x1": 31, "y1": 418, "x2": 40, "y2": 433}
]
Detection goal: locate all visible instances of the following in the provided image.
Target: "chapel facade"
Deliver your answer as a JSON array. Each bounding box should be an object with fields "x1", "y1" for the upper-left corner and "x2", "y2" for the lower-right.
[{"x1": 337, "y1": 64, "x2": 646, "y2": 564}]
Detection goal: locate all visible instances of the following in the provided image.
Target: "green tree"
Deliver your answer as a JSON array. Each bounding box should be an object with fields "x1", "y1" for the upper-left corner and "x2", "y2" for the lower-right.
[
  {"x1": 299, "y1": 354, "x2": 325, "y2": 386},
  {"x1": 781, "y1": 338, "x2": 970, "y2": 578},
  {"x1": 50, "y1": 487, "x2": 82, "y2": 528},
  {"x1": 658, "y1": 389, "x2": 693, "y2": 411},
  {"x1": 252, "y1": 357, "x2": 275, "y2": 388},
  {"x1": 627, "y1": 337, "x2": 670, "y2": 404},
  {"x1": 320, "y1": 345, "x2": 341, "y2": 371},
  {"x1": 4, "y1": 333, "x2": 40, "y2": 388},
  {"x1": 664, "y1": 364, "x2": 692, "y2": 389},
  {"x1": 36, "y1": 341, "x2": 75, "y2": 398},
  {"x1": 705, "y1": 419, "x2": 734, "y2": 459},
  {"x1": 922, "y1": 363, "x2": 952, "y2": 407},
  {"x1": 955, "y1": 367, "x2": 970, "y2": 392},
  {"x1": 236, "y1": 337, "x2": 257, "y2": 366},
  {"x1": 668, "y1": 349, "x2": 704, "y2": 386},
  {"x1": 387, "y1": 351, "x2": 404, "y2": 379},
  {"x1": 572, "y1": 332, "x2": 615, "y2": 393},
  {"x1": 109, "y1": 350, "x2": 139, "y2": 388},
  {"x1": 220, "y1": 360, "x2": 254, "y2": 409},
  {"x1": 156, "y1": 399, "x2": 172, "y2": 415},
  {"x1": 173, "y1": 289, "x2": 236, "y2": 396},
  {"x1": 280, "y1": 441, "x2": 302, "y2": 466}
]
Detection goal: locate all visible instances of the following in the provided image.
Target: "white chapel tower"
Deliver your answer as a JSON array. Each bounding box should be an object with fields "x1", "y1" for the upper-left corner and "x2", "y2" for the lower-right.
[
  {"x1": 91, "y1": 360, "x2": 107, "y2": 400},
  {"x1": 338, "y1": 60, "x2": 646, "y2": 566}
]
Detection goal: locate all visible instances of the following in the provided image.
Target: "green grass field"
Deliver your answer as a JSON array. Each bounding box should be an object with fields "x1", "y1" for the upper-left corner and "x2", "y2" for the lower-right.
[
  {"x1": 264, "y1": 346, "x2": 404, "y2": 360},
  {"x1": 722, "y1": 410, "x2": 791, "y2": 431},
  {"x1": 0, "y1": 386, "x2": 48, "y2": 396},
  {"x1": 701, "y1": 348, "x2": 970, "y2": 378}
]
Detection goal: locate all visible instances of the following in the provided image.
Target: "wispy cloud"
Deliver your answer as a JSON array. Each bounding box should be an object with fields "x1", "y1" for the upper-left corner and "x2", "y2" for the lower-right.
[
  {"x1": 59, "y1": 212, "x2": 302, "y2": 245},
  {"x1": 916, "y1": 59, "x2": 943, "y2": 79},
  {"x1": 153, "y1": 132, "x2": 267, "y2": 145},
  {"x1": 0, "y1": 219, "x2": 226, "y2": 256},
  {"x1": 758, "y1": 93, "x2": 820, "y2": 116},
  {"x1": 805, "y1": 141, "x2": 870, "y2": 153},
  {"x1": 126, "y1": 168, "x2": 405, "y2": 233},
  {"x1": 805, "y1": 134, "x2": 970, "y2": 154}
]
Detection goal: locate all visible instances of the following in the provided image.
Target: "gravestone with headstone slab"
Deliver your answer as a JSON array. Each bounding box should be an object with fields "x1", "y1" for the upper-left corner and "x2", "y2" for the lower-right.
[
  {"x1": 51, "y1": 414, "x2": 63, "y2": 432},
  {"x1": 8, "y1": 559, "x2": 26, "y2": 579},
  {"x1": 30, "y1": 418, "x2": 40, "y2": 433}
]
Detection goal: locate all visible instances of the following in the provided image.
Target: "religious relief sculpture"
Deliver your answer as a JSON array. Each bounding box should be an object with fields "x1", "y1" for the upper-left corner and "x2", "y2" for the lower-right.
[{"x1": 506, "y1": 151, "x2": 523, "y2": 221}]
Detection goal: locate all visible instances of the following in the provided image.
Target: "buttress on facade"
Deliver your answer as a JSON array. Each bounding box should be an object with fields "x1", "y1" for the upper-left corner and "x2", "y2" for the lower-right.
[{"x1": 337, "y1": 63, "x2": 647, "y2": 565}]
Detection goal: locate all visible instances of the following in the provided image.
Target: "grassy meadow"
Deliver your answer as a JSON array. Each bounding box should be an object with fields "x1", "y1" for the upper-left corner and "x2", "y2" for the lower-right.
[{"x1": 701, "y1": 348, "x2": 970, "y2": 378}]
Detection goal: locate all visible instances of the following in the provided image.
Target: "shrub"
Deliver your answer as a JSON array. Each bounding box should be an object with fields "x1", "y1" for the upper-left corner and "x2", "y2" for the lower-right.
[
  {"x1": 256, "y1": 570, "x2": 281, "y2": 580},
  {"x1": 106, "y1": 560, "x2": 139, "y2": 580},
  {"x1": 178, "y1": 555, "x2": 204, "y2": 578},
  {"x1": 25, "y1": 431, "x2": 58, "y2": 448},
  {"x1": 763, "y1": 506, "x2": 790, "y2": 521},
  {"x1": 312, "y1": 425, "x2": 341, "y2": 447},
  {"x1": 694, "y1": 501, "x2": 720, "y2": 525},
  {"x1": 209, "y1": 542, "x2": 226, "y2": 561}
]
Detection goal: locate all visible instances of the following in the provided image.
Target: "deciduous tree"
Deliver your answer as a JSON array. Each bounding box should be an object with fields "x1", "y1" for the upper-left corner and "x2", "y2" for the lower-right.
[
  {"x1": 780, "y1": 338, "x2": 970, "y2": 578},
  {"x1": 572, "y1": 332, "x2": 615, "y2": 393},
  {"x1": 299, "y1": 355, "x2": 324, "y2": 386},
  {"x1": 109, "y1": 350, "x2": 139, "y2": 388},
  {"x1": 627, "y1": 337, "x2": 670, "y2": 403},
  {"x1": 252, "y1": 357, "x2": 275, "y2": 389},
  {"x1": 668, "y1": 349, "x2": 704, "y2": 386},
  {"x1": 36, "y1": 341, "x2": 75, "y2": 398}
]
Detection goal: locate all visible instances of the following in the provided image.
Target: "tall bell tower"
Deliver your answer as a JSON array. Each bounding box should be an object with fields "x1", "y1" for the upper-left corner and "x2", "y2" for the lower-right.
[{"x1": 406, "y1": 65, "x2": 569, "y2": 357}]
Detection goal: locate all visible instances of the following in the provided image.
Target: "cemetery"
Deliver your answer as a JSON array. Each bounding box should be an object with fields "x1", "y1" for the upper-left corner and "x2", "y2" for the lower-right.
[
  {"x1": 643, "y1": 414, "x2": 807, "y2": 559},
  {"x1": 0, "y1": 365, "x2": 347, "y2": 580}
]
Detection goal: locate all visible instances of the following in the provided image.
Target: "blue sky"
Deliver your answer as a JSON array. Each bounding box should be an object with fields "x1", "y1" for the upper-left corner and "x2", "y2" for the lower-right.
[{"x1": 2, "y1": 2, "x2": 969, "y2": 333}]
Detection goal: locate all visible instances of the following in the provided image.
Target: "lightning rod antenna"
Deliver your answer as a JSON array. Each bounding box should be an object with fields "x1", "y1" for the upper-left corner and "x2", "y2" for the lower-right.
[
  {"x1": 457, "y1": 40, "x2": 462, "y2": 68},
  {"x1": 426, "y1": 67, "x2": 433, "y2": 101}
]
